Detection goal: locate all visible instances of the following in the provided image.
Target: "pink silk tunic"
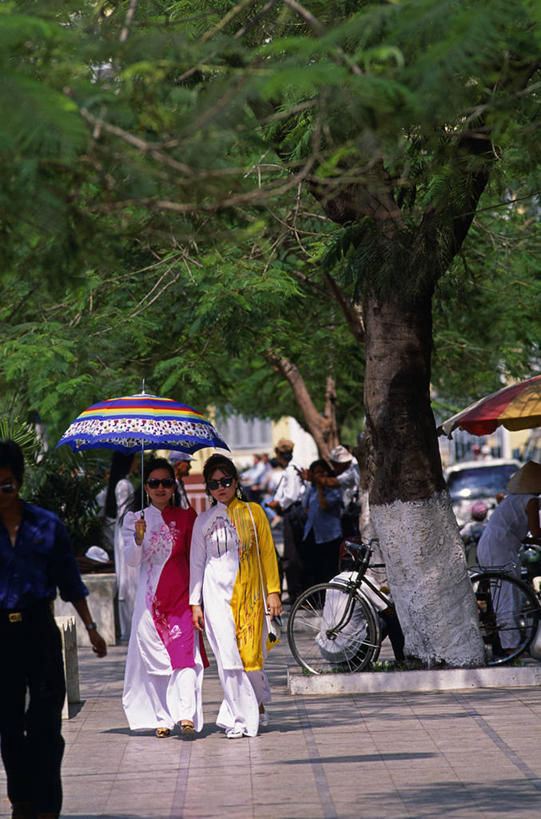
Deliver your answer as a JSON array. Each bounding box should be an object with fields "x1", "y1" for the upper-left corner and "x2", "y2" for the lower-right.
[{"x1": 151, "y1": 506, "x2": 208, "y2": 670}]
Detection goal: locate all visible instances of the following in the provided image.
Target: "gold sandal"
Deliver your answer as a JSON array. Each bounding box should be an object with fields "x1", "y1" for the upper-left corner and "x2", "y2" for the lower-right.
[
  {"x1": 155, "y1": 727, "x2": 171, "y2": 738},
  {"x1": 180, "y1": 721, "x2": 196, "y2": 739}
]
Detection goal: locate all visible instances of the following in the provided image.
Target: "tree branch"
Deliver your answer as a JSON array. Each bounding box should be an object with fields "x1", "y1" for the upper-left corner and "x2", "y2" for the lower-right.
[
  {"x1": 201, "y1": 0, "x2": 255, "y2": 43},
  {"x1": 264, "y1": 349, "x2": 338, "y2": 456},
  {"x1": 79, "y1": 109, "x2": 194, "y2": 176},
  {"x1": 283, "y1": 0, "x2": 324, "y2": 36},
  {"x1": 119, "y1": 0, "x2": 138, "y2": 43},
  {"x1": 322, "y1": 272, "x2": 365, "y2": 343}
]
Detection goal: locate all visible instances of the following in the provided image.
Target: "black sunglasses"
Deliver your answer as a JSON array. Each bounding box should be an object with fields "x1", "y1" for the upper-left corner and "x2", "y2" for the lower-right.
[
  {"x1": 207, "y1": 477, "x2": 234, "y2": 490},
  {"x1": 0, "y1": 483, "x2": 16, "y2": 494},
  {"x1": 146, "y1": 478, "x2": 175, "y2": 489}
]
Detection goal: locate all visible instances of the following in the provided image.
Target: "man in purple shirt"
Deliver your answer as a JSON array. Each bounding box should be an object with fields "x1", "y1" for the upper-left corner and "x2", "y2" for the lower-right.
[{"x1": 0, "y1": 440, "x2": 106, "y2": 819}]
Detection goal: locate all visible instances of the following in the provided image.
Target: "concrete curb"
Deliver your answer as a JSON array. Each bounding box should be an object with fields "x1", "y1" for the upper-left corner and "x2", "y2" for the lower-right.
[{"x1": 287, "y1": 664, "x2": 541, "y2": 695}]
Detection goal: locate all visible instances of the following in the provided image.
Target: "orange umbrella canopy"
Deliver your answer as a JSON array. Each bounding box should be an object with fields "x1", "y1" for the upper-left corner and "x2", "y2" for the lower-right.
[{"x1": 440, "y1": 375, "x2": 541, "y2": 437}]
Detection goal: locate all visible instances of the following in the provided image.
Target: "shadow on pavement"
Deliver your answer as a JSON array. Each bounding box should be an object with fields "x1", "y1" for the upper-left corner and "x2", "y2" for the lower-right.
[
  {"x1": 283, "y1": 752, "x2": 436, "y2": 764},
  {"x1": 397, "y1": 779, "x2": 541, "y2": 813}
]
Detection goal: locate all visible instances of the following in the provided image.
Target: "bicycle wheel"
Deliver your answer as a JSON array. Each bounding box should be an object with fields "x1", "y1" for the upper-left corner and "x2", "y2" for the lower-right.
[
  {"x1": 471, "y1": 570, "x2": 541, "y2": 665},
  {"x1": 287, "y1": 582, "x2": 380, "y2": 674}
]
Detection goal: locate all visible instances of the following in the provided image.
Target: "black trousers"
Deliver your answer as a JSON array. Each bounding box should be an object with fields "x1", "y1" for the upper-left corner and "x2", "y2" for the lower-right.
[
  {"x1": 0, "y1": 605, "x2": 65, "y2": 815},
  {"x1": 282, "y1": 503, "x2": 308, "y2": 604},
  {"x1": 301, "y1": 531, "x2": 342, "y2": 588},
  {"x1": 379, "y1": 610, "x2": 406, "y2": 662}
]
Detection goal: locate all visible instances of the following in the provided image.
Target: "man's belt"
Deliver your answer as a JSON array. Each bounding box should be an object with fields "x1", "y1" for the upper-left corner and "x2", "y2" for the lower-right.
[{"x1": 0, "y1": 601, "x2": 52, "y2": 624}]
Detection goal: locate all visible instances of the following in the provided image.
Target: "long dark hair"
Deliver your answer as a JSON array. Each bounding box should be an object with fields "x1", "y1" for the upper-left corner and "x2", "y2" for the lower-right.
[
  {"x1": 203, "y1": 454, "x2": 245, "y2": 505},
  {"x1": 105, "y1": 451, "x2": 135, "y2": 518}
]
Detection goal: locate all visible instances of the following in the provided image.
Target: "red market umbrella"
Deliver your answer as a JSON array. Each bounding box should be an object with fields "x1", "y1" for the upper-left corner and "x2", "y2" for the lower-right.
[{"x1": 439, "y1": 374, "x2": 541, "y2": 437}]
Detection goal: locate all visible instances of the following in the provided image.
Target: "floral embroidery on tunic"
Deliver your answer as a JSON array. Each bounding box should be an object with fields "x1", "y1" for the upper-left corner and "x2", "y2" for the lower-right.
[{"x1": 143, "y1": 524, "x2": 172, "y2": 608}]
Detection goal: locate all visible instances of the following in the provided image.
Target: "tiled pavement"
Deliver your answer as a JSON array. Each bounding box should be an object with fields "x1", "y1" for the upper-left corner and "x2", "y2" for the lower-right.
[{"x1": 2, "y1": 635, "x2": 541, "y2": 818}]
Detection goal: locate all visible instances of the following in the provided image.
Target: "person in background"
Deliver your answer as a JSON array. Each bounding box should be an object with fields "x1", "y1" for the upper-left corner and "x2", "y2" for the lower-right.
[
  {"x1": 122, "y1": 458, "x2": 206, "y2": 738},
  {"x1": 261, "y1": 457, "x2": 285, "y2": 528},
  {"x1": 353, "y1": 436, "x2": 374, "y2": 542},
  {"x1": 267, "y1": 439, "x2": 307, "y2": 603},
  {"x1": 95, "y1": 466, "x2": 111, "y2": 547},
  {"x1": 0, "y1": 440, "x2": 106, "y2": 819},
  {"x1": 301, "y1": 460, "x2": 343, "y2": 586},
  {"x1": 169, "y1": 451, "x2": 193, "y2": 510},
  {"x1": 105, "y1": 452, "x2": 137, "y2": 642},
  {"x1": 304, "y1": 445, "x2": 361, "y2": 538},
  {"x1": 190, "y1": 454, "x2": 282, "y2": 738},
  {"x1": 477, "y1": 461, "x2": 541, "y2": 653},
  {"x1": 251, "y1": 453, "x2": 272, "y2": 501},
  {"x1": 240, "y1": 454, "x2": 269, "y2": 503},
  {"x1": 460, "y1": 501, "x2": 488, "y2": 568},
  {"x1": 329, "y1": 446, "x2": 361, "y2": 537}
]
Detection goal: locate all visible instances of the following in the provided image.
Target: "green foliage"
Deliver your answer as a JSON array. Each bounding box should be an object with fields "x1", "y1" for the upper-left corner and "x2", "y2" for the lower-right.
[
  {"x1": 0, "y1": 416, "x2": 42, "y2": 463},
  {"x1": 24, "y1": 448, "x2": 105, "y2": 556},
  {"x1": 432, "y1": 189, "x2": 541, "y2": 403},
  {"x1": 0, "y1": 0, "x2": 539, "y2": 445},
  {"x1": 0, "y1": 415, "x2": 104, "y2": 554}
]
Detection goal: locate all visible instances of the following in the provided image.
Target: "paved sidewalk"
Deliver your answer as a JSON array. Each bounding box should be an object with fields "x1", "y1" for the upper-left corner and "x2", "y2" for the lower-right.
[{"x1": 2, "y1": 636, "x2": 541, "y2": 818}]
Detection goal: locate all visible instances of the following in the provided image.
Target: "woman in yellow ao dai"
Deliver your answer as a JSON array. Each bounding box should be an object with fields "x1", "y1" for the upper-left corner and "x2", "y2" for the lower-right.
[{"x1": 190, "y1": 454, "x2": 282, "y2": 739}]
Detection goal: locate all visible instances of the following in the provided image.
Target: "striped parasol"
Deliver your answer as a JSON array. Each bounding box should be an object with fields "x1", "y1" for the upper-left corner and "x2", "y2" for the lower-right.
[
  {"x1": 57, "y1": 392, "x2": 229, "y2": 516},
  {"x1": 57, "y1": 392, "x2": 229, "y2": 454},
  {"x1": 439, "y1": 374, "x2": 541, "y2": 437}
]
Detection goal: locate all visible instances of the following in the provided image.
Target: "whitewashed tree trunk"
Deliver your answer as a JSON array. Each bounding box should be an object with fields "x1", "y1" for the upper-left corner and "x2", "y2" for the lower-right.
[
  {"x1": 364, "y1": 292, "x2": 485, "y2": 667},
  {"x1": 371, "y1": 492, "x2": 485, "y2": 666}
]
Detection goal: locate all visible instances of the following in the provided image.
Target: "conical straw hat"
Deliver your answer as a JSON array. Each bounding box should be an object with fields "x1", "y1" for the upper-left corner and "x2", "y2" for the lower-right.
[{"x1": 506, "y1": 460, "x2": 541, "y2": 495}]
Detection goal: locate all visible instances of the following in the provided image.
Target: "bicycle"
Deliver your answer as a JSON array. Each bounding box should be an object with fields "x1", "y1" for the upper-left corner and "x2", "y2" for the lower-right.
[
  {"x1": 471, "y1": 538, "x2": 541, "y2": 665},
  {"x1": 287, "y1": 540, "x2": 392, "y2": 674},
  {"x1": 287, "y1": 539, "x2": 541, "y2": 674}
]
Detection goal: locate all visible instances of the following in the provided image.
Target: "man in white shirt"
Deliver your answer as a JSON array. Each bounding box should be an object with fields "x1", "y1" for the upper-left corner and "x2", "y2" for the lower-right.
[{"x1": 267, "y1": 439, "x2": 307, "y2": 603}]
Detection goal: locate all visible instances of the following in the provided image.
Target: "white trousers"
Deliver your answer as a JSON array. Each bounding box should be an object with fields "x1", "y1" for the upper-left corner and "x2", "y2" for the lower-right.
[
  {"x1": 215, "y1": 657, "x2": 272, "y2": 737},
  {"x1": 123, "y1": 630, "x2": 204, "y2": 732}
]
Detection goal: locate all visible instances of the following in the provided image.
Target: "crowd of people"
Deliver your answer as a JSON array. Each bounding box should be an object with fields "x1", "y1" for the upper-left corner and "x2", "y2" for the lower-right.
[
  {"x1": 0, "y1": 432, "x2": 376, "y2": 817},
  {"x1": 4, "y1": 426, "x2": 540, "y2": 819},
  {"x1": 0, "y1": 439, "x2": 285, "y2": 818}
]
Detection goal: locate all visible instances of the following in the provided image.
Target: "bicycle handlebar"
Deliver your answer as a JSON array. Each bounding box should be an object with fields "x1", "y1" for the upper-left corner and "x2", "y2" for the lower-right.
[{"x1": 343, "y1": 539, "x2": 377, "y2": 570}]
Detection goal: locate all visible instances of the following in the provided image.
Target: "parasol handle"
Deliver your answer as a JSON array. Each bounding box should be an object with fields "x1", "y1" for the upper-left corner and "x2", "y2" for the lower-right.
[{"x1": 140, "y1": 441, "x2": 145, "y2": 517}]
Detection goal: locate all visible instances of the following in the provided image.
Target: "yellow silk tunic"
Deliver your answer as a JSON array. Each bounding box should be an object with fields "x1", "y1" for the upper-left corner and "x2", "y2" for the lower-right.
[{"x1": 226, "y1": 498, "x2": 281, "y2": 670}]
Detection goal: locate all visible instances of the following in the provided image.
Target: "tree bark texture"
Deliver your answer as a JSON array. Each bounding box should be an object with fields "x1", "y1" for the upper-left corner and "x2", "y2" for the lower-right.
[{"x1": 364, "y1": 291, "x2": 485, "y2": 666}]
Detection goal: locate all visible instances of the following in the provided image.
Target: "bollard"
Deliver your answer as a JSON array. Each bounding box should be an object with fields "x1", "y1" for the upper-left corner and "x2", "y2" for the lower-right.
[{"x1": 55, "y1": 615, "x2": 81, "y2": 719}]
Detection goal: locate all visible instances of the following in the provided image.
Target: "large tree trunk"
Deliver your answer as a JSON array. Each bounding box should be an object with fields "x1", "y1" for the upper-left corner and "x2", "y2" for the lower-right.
[{"x1": 363, "y1": 289, "x2": 484, "y2": 667}]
